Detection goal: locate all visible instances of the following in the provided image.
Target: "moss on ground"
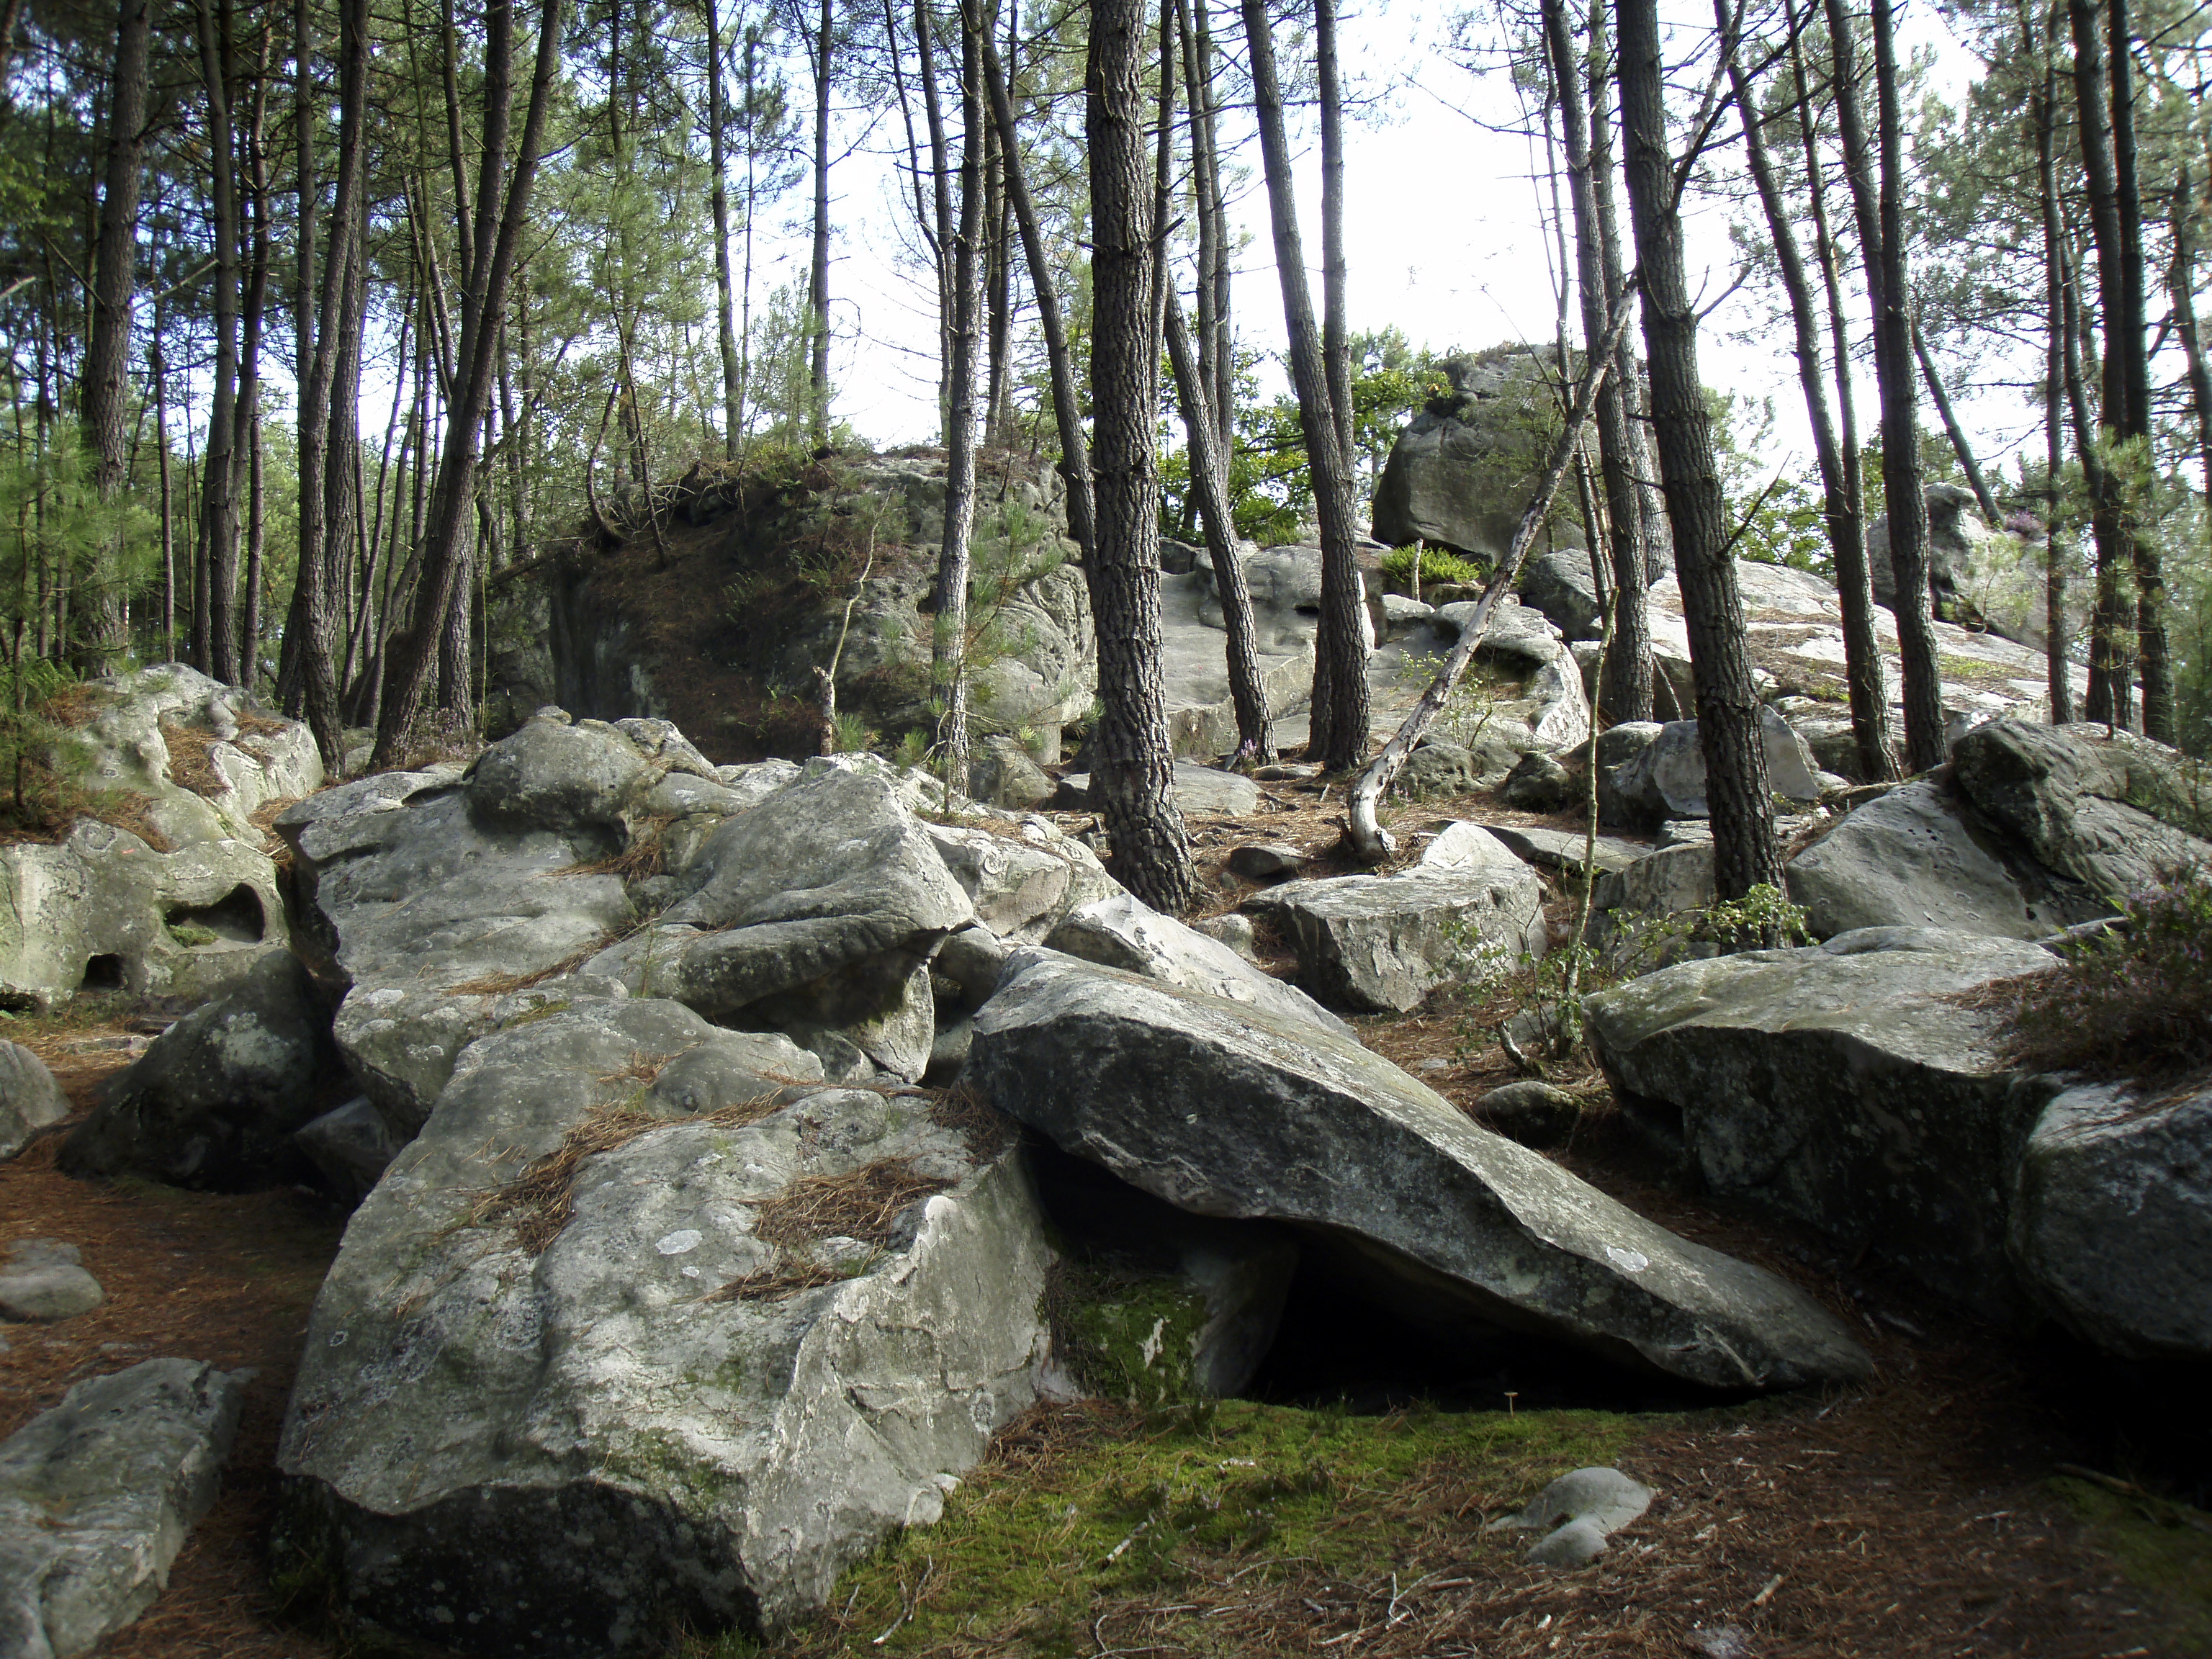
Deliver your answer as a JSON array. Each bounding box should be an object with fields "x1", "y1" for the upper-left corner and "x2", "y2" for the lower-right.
[
  {"x1": 717, "y1": 1400, "x2": 1640, "y2": 1658},
  {"x1": 2051, "y1": 1477, "x2": 2212, "y2": 1653}
]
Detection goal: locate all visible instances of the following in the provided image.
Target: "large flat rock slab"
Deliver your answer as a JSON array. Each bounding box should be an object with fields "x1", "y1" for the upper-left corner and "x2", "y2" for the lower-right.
[
  {"x1": 0, "y1": 1359, "x2": 245, "y2": 1659},
  {"x1": 276, "y1": 997, "x2": 1049, "y2": 1655},
  {"x1": 1585, "y1": 930, "x2": 2062, "y2": 1321},
  {"x1": 971, "y1": 950, "x2": 1871, "y2": 1391}
]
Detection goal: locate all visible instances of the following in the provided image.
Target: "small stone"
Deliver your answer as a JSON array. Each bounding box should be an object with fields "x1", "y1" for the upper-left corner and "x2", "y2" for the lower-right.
[
  {"x1": 1476, "y1": 1080, "x2": 1581, "y2": 1148},
  {"x1": 1413, "y1": 1056, "x2": 1453, "y2": 1075},
  {"x1": 7, "y1": 1238, "x2": 82, "y2": 1267},
  {"x1": 0, "y1": 1260, "x2": 104, "y2": 1321},
  {"x1": 1252, "y1": 763, "x2": 1322, "y2": 781},
  {"x1": 1689, "y1": 1626, "x2": 1753, "y2": 1659},
  {"x1": 1227, "y1": 844, "x2": 1304, "y2": 880},
  {"x1": 1524, "y1": 1516, "x2": 1611, "y2": 1567},
  {"x1": 1191, "y1": 913, "x2": 1259, "y2": 961}
]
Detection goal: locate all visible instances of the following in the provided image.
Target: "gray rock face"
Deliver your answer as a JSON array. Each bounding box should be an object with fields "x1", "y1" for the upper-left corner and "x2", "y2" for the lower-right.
[
  {"x1": 276, "y1": 997, "x2": 1051, "y2": 1654},
  {"x1": 0, "y1": 1044, "x2": 68, "y2": 1161},
  {"x1": 1501, "y1": 750, "x2": 1575, "y2": 812},
  {"x1": 0, "y1": 1358, "x2": 245, "y2": 1659},
  {"x1": 1057, "y1": 761, "x2": 1260, "y2": 818},
  {"x1": 1476, "y1": 1080, "x2": 1583, "y2": 1149},
  {"x1": 60, "y1": 952, "x2": 333, "y2": 1190},
  {"x1": 1585, "y1": 930, "x2": 2062, "y2": 1321},
  {"x1": 2010, "y1": 1076, "x2": 2212, "y2": 1360},
  {"x1": 585, "y1": 764, "x2": 974, "y2": 1079},
  {"x1": 1784, "y1": 779, "x2": 2103, "y2": 941},
  {"x1": 1370, "y1": 347, "x2": 1586, "y2": 561},
  {"x1": 1868, "y1": 484, "x2": 2064, "y2": 652},
  {"x1": 1949, "y1": 719, "x2": 2212, "y2": 901},
  {"x1": 0, "y1": 1241, "x2": 103, "y2": 1322},
  {"x1": 971, "y1": 951, "x2": 1871, "y2": 1390},
  {"x1": 1604, "y1": 710, "x2": 1823, "y2": 827},
  {"x1": 1044, "y1": 894, "x2": 1355, "y2": 1040},
  {"x1": 922, "y1": 817, "x2": 1120, "y2": 944},
  {"x1": 1518, "y1": 549, "x2": 1604, "y2": 642},
  {"x1": 278, "y1": 757, "x2": 631, "y2": 1134},
  {"x1": 967, "y1": 736, "x2": 1055, "y2": 811},
  {"x1": 1244, "y1": 854, "x2": 1547, "y2": 1015},
  {"x1": 1400, "y1": 736, "x2": 1526, "y2": 797},
  {"x1": 1478, "y1": 823, "x2": 1643, "y2": 878},
  {"x1": 292, "y1": 1098, "x2": 400, "y2": 1208}
]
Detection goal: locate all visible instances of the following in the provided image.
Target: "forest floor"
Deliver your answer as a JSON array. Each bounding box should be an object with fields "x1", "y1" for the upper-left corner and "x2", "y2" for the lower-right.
[{"x1": 4, "y1": 777, "x2": 2208, "y2": 1659}]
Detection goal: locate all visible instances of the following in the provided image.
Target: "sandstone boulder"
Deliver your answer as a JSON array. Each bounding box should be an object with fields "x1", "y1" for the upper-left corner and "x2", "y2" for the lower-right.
[
  {"x1": 971, "y1": 950, "x2": 1871, "y2": 1390},
  {"x1": 0, "y1": 1044, "x2": 68, "y2": 1161}
]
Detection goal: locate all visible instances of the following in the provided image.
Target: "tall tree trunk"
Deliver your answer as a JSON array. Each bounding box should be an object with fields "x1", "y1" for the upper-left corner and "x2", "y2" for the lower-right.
[
  {"x1": 916, "y1": 0, "x2": 955, "y2": 400},
  {"x1": 374, "y1": 0, "x2": 567, "y2": 766},
  {"x1": 1316, "y1": 0, "x2": 1352, "y2": 471},
  {"x1": 1166, "y1": 289, "x2": 1272, "y2": 760},
  {"x1": 1086, "y1": 0, "x2": 1195, "y2": 912},
  {"x1": 2173, "y1": 167, "x2": 2212, "y2": 534},
  {"x1": 195, "y1": 0, "x2": 242, "y2": 684},
  {"x1": 1825, "y1": 0, "x2": 1946, "y2": 770},
  {"x1": 80, "y1": 0, "x2": 153, "y2": 669},
  {"x1": 1543, "y1": 0, "x2": 1650, "y2": 724},
  {"x1": 2069, "y1": 0, "x2": 2138, "y2": 727},
  {"x1": 933, "y1": 4, "x2": 985, "y2": 785},
  {"x1": 1242, "y1": 0, "x2": 1367, "y2": 771},
  {"x1": 980, "y1": 24, "x2": 1093, "y2": 554},
  {"x1": 1617, "y1": 0, "x2": 1780, "y2": 899},
  {"x1": 806, "y1": 0, "x2": 833, "y2": 442},
  {"x1": 236, "y1": 61, "x2": 272, "y2": 689},
  {"x1": 705, "y1": 0, "x2": 743, "y2": 457},
  {"x1": 1726, "y1": 6, "x2": 1895, "y2": 782},
  {"x1": 2039, "y1": 51, "x2": 2074, "y2": 724}
]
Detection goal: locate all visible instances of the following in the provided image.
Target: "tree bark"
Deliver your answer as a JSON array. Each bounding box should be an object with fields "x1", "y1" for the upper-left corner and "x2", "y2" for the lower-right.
[
  {"x1": 1166, "y1": 291, "x2": 1272, "y2": 761},
  {"x1": 1725, "y1": 7, "x2": 1895, "y2": 783},
  {"x1": 1617, "y1": 0, "x2": 1781, "y2": 899},
  {"x1": 1316, "y1": 0, "x2": 1353, "y2": 471},
  {"x1": 2173, "y1": 167, "x2": 2212, "y2": 534},
  {"x1": 1542, "y1": 0, "x2": 1650, "y2": 724},
  {"x1": 705, "y1": 0, "x2": 744, "y2": 457},
  {"x1": 2038, "y1": 51, "x2": 2074, "y2": 724},
  {"x1": 1242, "y1": 0, "x2": 1368, "y2": 771},
  {"x1": 374, "y1": 0, "x2": 567, "y2": 766},
  {"x1": 2068, "y1": 0, "x2": 2139, "y2": 727},
  {"x1": 194, "y1": 0, "x2": 242, "y2": 684},
  {"x1": 980, "y1": 23, "x2": 1093, "y2": 555},
  {"x1": 932, "y1": 4, "x2": 986, "y2": 785},
  {"x1": 1085, "y1": 0, "x2": 1195, "y2": 913},
  {"x1": 806, "y1": 0, "x2": 833, "y2": 442}
]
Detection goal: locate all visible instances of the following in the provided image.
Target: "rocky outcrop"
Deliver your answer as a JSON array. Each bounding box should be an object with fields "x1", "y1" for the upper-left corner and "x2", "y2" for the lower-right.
[
  {"x1": 1948, "y1": 719, "x2": 2212, "y2": 900},
  {"x1": 1585, "y1": 930, "x2": 2064, "y2": 1321},
  {"x1": 971, "y1": 950, "x2": 1871, "y2": 1390},
  {"x1": 2009, "y1": 1074, "x2": 2212, "y2": 1361},
  {"x1": 0, "y1": 1043, "x2": 68, "y2": 1160},
  {"x1": 1602, "y1": 710, "x2": 1822, "y2": 827},
  {"x1": 1371, "y1": 347, "x2": 1588, "y2": 562},
  {"x1": 1784, "y1": 778, "x2": 2105, "y2": 940},
  {"x1": 0, "y1": 665, "x2": 316, "y2": 1012},
  {"x1": 276, "y1": 997, "x2": 1049, "y2": 1655},
  {"x1": 1244, "y1": 833, "x2": 1547, "y2": 1014},
  {"x1": 0, "y1": 1359, "x2": 245, "y2": 1659},
  {"x1": 1868, "y1": 484, "x2": 2069, "y2": 653},
  {"x1": 59, "y1": 952, "x2": 335, "y2": 1190}
]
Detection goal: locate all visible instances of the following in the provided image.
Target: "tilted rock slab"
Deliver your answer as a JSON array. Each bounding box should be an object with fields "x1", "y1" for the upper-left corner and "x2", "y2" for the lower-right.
[
  {"x1": 0, "y1": 1359, "x2": 245, "y2": 1659},
  {"x1": 276, "y1": 997, "x2": 1049, "y2": 1657},
  {"x1": 0, "y1": 1042, "x2": 68, "y2": 1161},
  {"x1": 970, "y1": 950, "x2": 1870, "y2": 1390},
  {"x1": 1584, "y1": 930, "x2": 2063, "y2": 1322}
]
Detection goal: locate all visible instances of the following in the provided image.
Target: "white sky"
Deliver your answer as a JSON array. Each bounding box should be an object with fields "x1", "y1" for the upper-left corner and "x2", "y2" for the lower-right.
[{"x1": 804, "y1": 0, "x2": 2031, "y2": 488}]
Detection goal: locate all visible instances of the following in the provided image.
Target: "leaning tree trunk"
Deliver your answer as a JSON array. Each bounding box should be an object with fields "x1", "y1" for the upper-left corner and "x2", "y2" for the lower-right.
[
  {"x1": 1242, "y1": 0, "x2": 1367, "y2": 770},
  {"x1": 1730, "y1": 0, "x2": 1894, "y2": 781},
  {"x1": 1166, "y1": 291, "x2": 1272, "y2": 760},
  {"x1": 195, "y1": 0, "x2": 243, "y2": 684},
  {"x1": 981, "y1": 25, "x2": 1092, "y2": 556},
  {"x1": 1084, "y1": 0, "x2": 1195, "y2": 913},
  {"x1": 1617, "y1": 0, "x2": 1781, "y2": 899},
  {"x1": 1911, "y1": 315, "x2": 2002, "y2": 526},
  {"x1": 1542, "y1": 0, "x2": 1649, "y2": 723}
]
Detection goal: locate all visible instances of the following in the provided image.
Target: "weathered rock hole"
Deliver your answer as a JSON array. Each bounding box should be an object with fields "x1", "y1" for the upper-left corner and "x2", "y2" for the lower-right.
[
  {"x1": 79, "y1": 953, "x2": 127, "y2": 991},
  {"x1": 166, "y1": 883, "x2": 266, "y2": 944}
]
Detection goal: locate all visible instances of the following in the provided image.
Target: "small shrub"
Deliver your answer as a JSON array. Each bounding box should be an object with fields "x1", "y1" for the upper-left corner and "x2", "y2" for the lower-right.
[
  {"x1": 1982, "y1": 873, "x2": 2212, "y2": 1083},
  {"x1": 1380, "y1": 544, "x2": 1483, "y2": 592}
]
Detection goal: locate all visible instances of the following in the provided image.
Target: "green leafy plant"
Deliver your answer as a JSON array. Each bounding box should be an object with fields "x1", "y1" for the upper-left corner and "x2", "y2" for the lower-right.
[{"x1": 1379, "y1": 544, "x2": 1483, "y2": 592}]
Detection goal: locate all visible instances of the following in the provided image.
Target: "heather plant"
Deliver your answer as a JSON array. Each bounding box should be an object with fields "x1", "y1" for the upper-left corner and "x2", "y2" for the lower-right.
[{"x1": 1991, "y1": 872, "x2": 2212, "y2": 1083}]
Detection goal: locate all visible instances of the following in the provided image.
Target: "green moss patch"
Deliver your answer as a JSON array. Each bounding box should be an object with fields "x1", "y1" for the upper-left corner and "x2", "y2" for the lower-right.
[
  {"x1": 725, "y1": 1398, "x2": 1640, "y2": 1657},
  {"x1": 2052, "y1": 1475, "x2": 2212, "y2": 1652}
]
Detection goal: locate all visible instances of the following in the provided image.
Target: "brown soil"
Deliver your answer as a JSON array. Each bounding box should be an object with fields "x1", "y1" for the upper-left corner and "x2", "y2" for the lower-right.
[{"x1": 0, "y1": 1032, "x2": 349, "y2": 1659}]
